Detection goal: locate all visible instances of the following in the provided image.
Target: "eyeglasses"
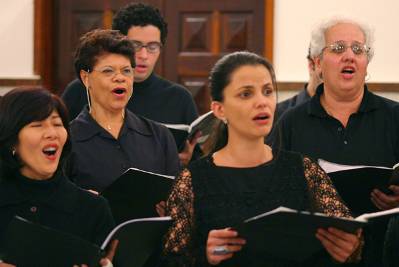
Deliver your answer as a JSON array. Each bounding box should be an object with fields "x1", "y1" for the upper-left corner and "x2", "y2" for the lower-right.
[
  {"x1": 322, "y1": 41, "x2": 371, "y2": 56},
  {"x1": 131, "y1": 40, "x2": 162, "y2": 53},
  {"x1": 90, "y1": 66, "x2": 134, "y2": 78}
]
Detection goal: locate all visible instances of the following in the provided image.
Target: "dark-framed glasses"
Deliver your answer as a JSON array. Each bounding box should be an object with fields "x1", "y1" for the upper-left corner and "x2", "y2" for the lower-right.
[
  {"x1": 131, "y1": 40, "x2": 162, "y2": 53},
  {"x1": 323, "y1": 41, "x2": 371, "y2": 56},
  {"x1": 90, "y1": 66, "x2": 134, "y2": 78}
]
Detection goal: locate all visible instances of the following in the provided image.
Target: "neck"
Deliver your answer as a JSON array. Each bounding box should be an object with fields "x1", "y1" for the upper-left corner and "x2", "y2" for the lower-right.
[
  {"x1": 90, "y1": 105, "x2": 125, "y2": 137},
  {"x1": 214, "y1": 134, "x2": 273, "y2": 167},
  {"x1": 320, "y1": 86, "x2": 364, "y2": 127}
]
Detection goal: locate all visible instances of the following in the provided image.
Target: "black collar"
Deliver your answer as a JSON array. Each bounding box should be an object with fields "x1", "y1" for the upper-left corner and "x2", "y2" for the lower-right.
[
  {"x1": 0, "y1": 173, "x2": 78, "y2": 214},
  {"x1": 308, "y1": 83, "x2": 380, "y2": 118},
  {"x1": 71, "y1": 108, "x2": 153, "y2": 141}
]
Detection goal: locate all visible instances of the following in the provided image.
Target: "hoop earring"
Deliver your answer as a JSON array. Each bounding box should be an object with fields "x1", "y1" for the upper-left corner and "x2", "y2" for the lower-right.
[
  {"x1": 86, "y1": 86, "x2": 92, "y2": 113},
  {"x1": 12, "y1": 148, "x2": 16, "y2": 156}
]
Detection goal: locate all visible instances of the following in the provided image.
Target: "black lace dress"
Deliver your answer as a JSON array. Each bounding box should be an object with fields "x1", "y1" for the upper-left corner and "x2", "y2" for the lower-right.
[{"x1": 163, "y1": 150, "x2": 354, "y2": 267}]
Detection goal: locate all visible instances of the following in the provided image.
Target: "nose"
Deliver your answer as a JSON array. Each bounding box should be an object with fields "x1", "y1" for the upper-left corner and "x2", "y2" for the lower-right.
[
  {"x1": 341, "y1": 47, "x2": 355, "y2": 62},
  {"x1": 44, "y1": 125, "x2": 58, "y2": 139},
  {"x1": 136, "y1": 47, "x2": 148, "y2": 60},
  {"x1": 255, "y1": 92, "x2": 268, "y2": 108},
  {"x1": 113, "y1": 71, "x2": 127, "y2": 82}
]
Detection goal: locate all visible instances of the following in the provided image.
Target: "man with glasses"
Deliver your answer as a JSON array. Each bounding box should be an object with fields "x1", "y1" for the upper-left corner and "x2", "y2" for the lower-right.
[
  {"x1": 274, "y1": 45, "x2": 322, "y2": 121},
  {"x1": 62, "y1": 3, "x2": 199, "y2": 165},
  {"x1": 269, "y1": 17, "x2": 399, "y2": 266}
]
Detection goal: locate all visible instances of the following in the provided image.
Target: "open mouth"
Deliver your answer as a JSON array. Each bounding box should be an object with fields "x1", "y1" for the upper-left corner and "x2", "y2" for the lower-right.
[
  {"x1": 253, "y1": 114, "x2": 270, "y2": 121},
  {"x1": 42, "y1": 147, "x2": 57, "y2": 156},
  {"x1": 112, "y1": 88, "x2": 126, "y2": 95},
  {"x1": 341, "y1": 67, "x2": 355, "y2": 75}
]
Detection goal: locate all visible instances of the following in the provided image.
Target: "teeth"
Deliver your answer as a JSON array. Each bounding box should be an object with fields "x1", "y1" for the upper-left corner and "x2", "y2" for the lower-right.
[{"x1": 44, "y1": 147, "x2": 56, "y2": 152}]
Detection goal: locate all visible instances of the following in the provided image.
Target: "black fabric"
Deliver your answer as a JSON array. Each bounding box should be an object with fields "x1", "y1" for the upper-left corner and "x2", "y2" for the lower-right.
[
  {"x1": 270, "y1": 83, "x2": 399, "y2": 266},
  {"x1": 0, "y1": 171, "x2": 115, "y2": 254},
  {"x1": 271, "y1": 84, "x2": 399, "y2": 167},
  {"x1": 68, "y1": 107, "x2": 180, "y2": 192},
  {"x1": 61, "y1": 74, "x2": 198, "y2": 124},
  {"x1": 384, "y1": 216, "x2": 399, "y2": 267},
  {"x1": 275, "y1": 85, "x2": 311, "y2": 122},
  {"x1": 188, "y1": 150, "x2": 331, "y2": 267}
]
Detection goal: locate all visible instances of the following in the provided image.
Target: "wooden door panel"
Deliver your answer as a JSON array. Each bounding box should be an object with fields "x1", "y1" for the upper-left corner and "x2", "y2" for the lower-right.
[{"x1": 164, "y1": 0, "x2": 269, "y2": 114}]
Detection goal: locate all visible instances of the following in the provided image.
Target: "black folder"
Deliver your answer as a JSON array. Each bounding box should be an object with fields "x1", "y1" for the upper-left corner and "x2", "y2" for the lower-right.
[
  {"x1": 2, "y1": 216, "x2": 101, "y2": 267},
  {"x1": 235, "y1": 206, "x2": 399, "y2": 262},
  {"x1": 163, "y1": 110, "x2": 216, "y2": 151},
  {"x1": 101, "y1": 167, "x2": 174, "y2": 224},
  {"x1": 1, "y1": 216, "x2": 172, "y2": 267},
  {"x1": 318, "y1": 159, "x2": 399, "y2": 215}
]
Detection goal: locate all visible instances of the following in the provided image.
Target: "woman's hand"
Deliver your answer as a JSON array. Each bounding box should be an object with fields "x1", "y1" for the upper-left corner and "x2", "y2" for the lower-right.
[
  {"x1": 371, "y1": 186, "x2": 399, "y2": 210},
  {"x1": 156, "y1": 201, "x2": 166, "y2": 217},
  {"x1": 206, "y1": 228, "x2": 246, "y2": 265},
  {"x1": 316, "y1": 227, "x2": 362, "y2": 263},
  {"x1": 100, "y1": 239, "x2": 119, "y2": 266},
  {"x1": 178, "y1": 131, "x2": 201, "y2": 166}
]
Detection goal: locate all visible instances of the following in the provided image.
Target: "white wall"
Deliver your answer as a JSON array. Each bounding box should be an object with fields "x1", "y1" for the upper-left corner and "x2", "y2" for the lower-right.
[
  {"x1": 1, "y1": 0, "x2": 399, "y2": 99},
  {"x1": 274, "y1": 0, "x2": 399, "y2": 83},
  {"x1": 0, "y1": 0, "x2": 34, "y2": 78}
]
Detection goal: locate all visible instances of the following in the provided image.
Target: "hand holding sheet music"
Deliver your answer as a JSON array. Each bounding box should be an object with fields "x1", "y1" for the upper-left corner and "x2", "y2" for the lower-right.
[
  {"x1": 234, "y1": 206, "x2": 399, "y2": 262},
  {"x1": 1, "y1": 216, "x2": 172, "y2": 267},
  {"x1": 318, "y1": 159, "x2": 399, "y2": 214}
]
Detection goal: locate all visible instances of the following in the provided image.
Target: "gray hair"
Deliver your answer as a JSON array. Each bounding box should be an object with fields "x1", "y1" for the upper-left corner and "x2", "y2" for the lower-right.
[{"x1": 310, "y1": 17, "x2": 374, "y2": 62}]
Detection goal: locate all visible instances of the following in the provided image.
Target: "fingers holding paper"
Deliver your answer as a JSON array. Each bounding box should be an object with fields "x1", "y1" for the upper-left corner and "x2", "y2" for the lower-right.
[
  {"x1": 178, "y1": 131, "x2": 201, "y2": 166},
  {"x1": 371, "y1": 186, "x2": 399, "y2": 210},
  {"x1": 206, "y1": 228, "x2": 246, "y2": 265},
  {"x1": 316, "y1": 227, "x2": 362, "y2": 263}
]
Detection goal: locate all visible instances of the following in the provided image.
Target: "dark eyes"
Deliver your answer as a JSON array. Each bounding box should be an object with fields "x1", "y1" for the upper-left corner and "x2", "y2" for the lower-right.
[{"x1": 238, "y1": 88, "x2": 273, "y2": 98}]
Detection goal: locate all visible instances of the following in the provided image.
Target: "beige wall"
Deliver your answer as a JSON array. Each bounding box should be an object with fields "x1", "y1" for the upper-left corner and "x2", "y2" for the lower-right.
[{"x1": 1, "y1": 0, "x2": 398, "y2": 100}]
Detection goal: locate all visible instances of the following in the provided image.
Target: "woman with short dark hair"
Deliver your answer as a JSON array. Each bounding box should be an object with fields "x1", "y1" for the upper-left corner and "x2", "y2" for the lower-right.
[
  {"x1": 0, "y1": 87, "x2": 115, "y2": 266},
  {"x1": 69, "y1": 29, "x2": 179, "y2": 193}
]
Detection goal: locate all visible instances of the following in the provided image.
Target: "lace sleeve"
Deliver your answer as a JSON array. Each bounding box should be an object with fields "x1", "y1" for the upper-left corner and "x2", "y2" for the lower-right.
[
  {"x1": 303, "y1": 157, "x2": 352, "y2": 218},
  {"x1": 163, "y1": 168, "x2": 195, "y2": 266}
]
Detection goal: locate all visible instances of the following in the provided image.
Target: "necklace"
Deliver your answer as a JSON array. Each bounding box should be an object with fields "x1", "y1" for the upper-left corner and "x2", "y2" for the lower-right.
[{"x1": 90, "y1": 110, "x2": 125, "y2": 131}]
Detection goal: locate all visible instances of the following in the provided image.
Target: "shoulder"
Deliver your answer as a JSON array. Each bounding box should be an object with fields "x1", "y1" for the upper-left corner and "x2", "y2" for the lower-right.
[
  {"x1": 156, "y1": 75, "x2": 194, "y2": 99},
  {"x1": 125, "y1": 110, "x2": 174, "y2": 140},
  {"x1": 62, "y1": 79, "x2": 85, "y2": 98}
]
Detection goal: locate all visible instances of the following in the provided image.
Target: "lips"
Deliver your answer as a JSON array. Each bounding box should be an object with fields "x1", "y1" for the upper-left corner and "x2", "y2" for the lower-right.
[
  {"x1": 112, "y1": 88, "x2": 127, "y2": 96},
  {"x1": 341, "y1": 66, "x2": 356, "y2": 79},
  {"x1": 42, "y1": 144, "x2": 58, "y2": 161},
  {"x1": 135, "y1": 64, "x2": 147, "y2": 73},
  {"x1": 253, "y1": 113, "x2": 271, "y2": 125}
]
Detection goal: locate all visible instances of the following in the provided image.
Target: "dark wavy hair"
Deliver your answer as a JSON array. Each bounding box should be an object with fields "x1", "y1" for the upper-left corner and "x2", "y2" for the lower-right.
[
  {"x1": 0, "y1": 87, "x2": 71, "y2": 179},
  {"x1": 74, "y1": 29, "x2": 136, "y2": 82},
  {"x1": 203, "y1": 51, "x2": 277, "y2": 155},
  {"x1": 112, "y1": 2, "x2": 168, "y2": 45}
]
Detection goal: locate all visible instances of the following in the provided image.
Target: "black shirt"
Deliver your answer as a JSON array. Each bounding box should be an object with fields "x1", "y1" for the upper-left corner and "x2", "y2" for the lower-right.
[
  {"x1": 273, "y1": 84, "x2": 399, "y2": 167},
  {"x1": 61, "y1": 73, "x2": 198, "y2": 124},
  {"x1": 275, "y1": 85, "x2": 311, "y2": 121},
  {"x1": 68, "y1": 107, "x2": 180, "y2": 192},
  {"x1": 0, "y1": 172, "x2": 114, "y2": 250}
]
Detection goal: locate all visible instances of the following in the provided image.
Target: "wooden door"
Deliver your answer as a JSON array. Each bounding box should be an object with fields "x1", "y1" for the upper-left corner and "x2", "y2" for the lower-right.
[
  {"x1": 163, "y1": 0, "x2": 273, "y2": 114},
  {"x1": 54, "y1": 0, "x2": 161, "y2": 93},
  {"x1": 51, "y1": 0, "x2": 273, "y2": 113}
]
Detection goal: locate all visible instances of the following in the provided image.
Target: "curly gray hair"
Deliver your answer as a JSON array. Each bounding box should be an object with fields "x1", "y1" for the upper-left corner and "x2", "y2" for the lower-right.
[{"x1": 309, "y1": 17, "x2": 374, "y2": 62}]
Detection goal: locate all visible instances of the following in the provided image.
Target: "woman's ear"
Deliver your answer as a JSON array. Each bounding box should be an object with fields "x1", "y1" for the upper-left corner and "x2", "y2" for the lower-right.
[
  {"x1": 211, "y1": 101, "x2": 225, "y2": 120},
  {"x1": 80, "y1": 70, "x2": 90, "y2": 89}
]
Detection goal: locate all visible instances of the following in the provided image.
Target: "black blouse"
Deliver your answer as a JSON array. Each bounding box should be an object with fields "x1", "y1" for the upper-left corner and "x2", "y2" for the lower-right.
[
  {"x1": 0, "y1": 171, "x2": 115, "y2": 254},
  {"x1": 163, "y1": 150, "x2": 353, "y2": 267}
]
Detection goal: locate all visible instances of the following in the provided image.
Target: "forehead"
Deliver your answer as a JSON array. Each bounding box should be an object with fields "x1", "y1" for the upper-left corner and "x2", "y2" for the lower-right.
[
  {"x1": 229, "y1": 64, "x2": 272, "y2": 86},
  {"x1": 94, "y1": 53, "x2": 131, "y2": 67},
  {"x1": 127, "y1": 25, "x2": 161, "y2": 42},
  {"x1": 325, "y1": 23, "x2": 365, "y2": 44}
]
